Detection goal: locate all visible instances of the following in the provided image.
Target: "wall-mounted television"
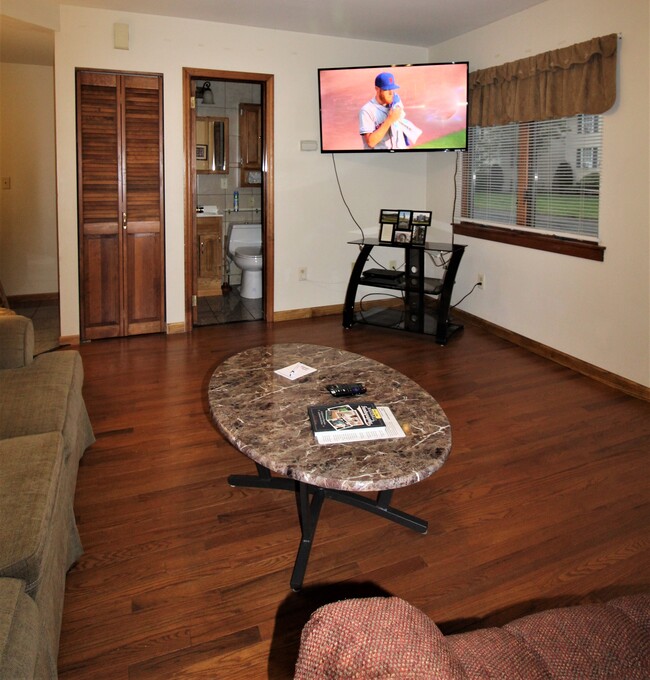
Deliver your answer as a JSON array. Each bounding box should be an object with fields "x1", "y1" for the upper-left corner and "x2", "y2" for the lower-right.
[{"x1": 318, "y1": 62, "x2": 469, "y2": 154}]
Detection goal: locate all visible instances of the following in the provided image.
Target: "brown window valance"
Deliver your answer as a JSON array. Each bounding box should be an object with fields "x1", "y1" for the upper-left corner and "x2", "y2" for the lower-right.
[{"x1": 469, "y1": 33, "x2": 618, "y2": 127}]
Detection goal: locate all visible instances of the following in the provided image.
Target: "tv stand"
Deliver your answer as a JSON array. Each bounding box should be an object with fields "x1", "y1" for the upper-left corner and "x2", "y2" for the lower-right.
[{"x1": 343, "y1": 239, "x2": 466, "y2": 345}]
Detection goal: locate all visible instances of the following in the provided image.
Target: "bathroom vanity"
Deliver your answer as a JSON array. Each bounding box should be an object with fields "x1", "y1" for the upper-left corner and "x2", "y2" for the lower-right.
[{"x1": 197, "y1": 214, "x2": 224, "y2": 296}]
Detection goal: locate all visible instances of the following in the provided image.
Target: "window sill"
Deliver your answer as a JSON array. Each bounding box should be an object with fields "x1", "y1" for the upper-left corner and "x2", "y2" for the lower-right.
[{"x1": 453, "y1": 222, "x2": 605, "y2": 261}]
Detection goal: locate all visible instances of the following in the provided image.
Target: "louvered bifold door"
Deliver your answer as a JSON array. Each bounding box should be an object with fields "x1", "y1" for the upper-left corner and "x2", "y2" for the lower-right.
[
  {"x1": 122, "y1": 75, "x2": 165, "y2": 335},
  {"x1": 76, "y1": 70, "x2": 165, "y2": 340},
  {"x1": 77, "y1": 71, "x2": 122, "y2": 339}
]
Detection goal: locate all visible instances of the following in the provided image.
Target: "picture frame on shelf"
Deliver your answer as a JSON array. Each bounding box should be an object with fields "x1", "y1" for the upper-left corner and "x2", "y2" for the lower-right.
[
  {"x1": 196, "y1": 144, "x2": 208, "y2": 161},
  {"x1": 392, "y1": 228, "x2": 412, "y2": 244},
  {"x1": 412, "y1": 211, "x2": 432, "y2": 227},
  {"x1": 411, "y1": 224, "x2": 428, "y2": 246},
  {"x1": 397, "y1": 210, "x2": 412, "y2": 230},
  {"x1": 379, "y1": 209, "x2": 399, "y2": 224},
  {"x1": 379, "y1": 208, "x2": 431, "y2": 245},
  {"x1": 379, "y1": 222, "x2": 394, "y2": 243}
]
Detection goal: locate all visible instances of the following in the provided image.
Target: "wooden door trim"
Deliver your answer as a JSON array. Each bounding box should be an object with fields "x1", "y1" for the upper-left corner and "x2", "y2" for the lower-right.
[{"x1": 182, "y1": 67, "x2": 274, "y2": 331}]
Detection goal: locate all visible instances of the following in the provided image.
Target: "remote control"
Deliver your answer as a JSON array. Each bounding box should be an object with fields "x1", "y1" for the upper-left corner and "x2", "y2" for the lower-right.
[{"x1": 326, "y1": 383, "x2": 366, "y2": 397}]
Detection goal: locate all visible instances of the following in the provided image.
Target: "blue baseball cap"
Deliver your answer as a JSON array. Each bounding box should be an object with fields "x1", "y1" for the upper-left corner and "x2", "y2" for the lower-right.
[{"x1": 375, "y1": 72, "x2": 400, "y2": 90}]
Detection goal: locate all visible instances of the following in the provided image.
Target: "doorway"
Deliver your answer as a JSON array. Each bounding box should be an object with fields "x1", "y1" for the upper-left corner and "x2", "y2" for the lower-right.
[{"x1": 183, "y1": 68, "x2": 274, "y2": 329}]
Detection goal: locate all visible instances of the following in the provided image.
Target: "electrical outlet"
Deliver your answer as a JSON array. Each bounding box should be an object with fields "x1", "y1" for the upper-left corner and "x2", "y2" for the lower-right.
[
  {"x1": 298, "y1": 267, "x2": 307, "y2": 281},
  {"x1": 477, "y1": 273, "x2": 485, "y2": 288}
]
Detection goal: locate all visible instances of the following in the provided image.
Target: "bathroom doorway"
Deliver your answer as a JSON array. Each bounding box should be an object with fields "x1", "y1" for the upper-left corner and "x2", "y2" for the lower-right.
[{"x1": 183, "y1": 68, "x2": 274, "y2": 328}]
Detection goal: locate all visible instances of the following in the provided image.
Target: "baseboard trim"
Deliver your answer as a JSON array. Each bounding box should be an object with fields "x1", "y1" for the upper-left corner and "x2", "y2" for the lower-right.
[
  {"x1": 271, "y1": 302, "x2": 649, "y2": 401},
  {"x1": 167, "y1": 322, "x2": 187, "y2": 335},
  {"x1": 273, "y1": 303, "x2": 342, "y2": 322},
  {"x1": 273, "y1": 297, "x2": 400, "y2": 323},
  {"x1": 8, "y1": 292, "x2": 59, "y2": 305},
  {"x1": 60, "y1": 335, "x2": 80, "y2": 347},
  {"x1": 453, "y1": 309, "x2": 650, "y2": 402}
]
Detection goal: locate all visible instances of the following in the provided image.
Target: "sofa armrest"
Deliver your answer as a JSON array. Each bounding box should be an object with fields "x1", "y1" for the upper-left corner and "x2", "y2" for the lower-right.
[
  {"x1": 295, "y1": 597, "x2": 466, "y2": 679},
  {"x1": 0, "y1": 315, "x2": 34, "y2": 369}
]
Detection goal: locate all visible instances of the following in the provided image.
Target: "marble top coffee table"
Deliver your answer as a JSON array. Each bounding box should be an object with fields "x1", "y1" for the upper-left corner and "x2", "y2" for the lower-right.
[{"x1": 208, "y1": 343, "x2": 451, "y2": 590}]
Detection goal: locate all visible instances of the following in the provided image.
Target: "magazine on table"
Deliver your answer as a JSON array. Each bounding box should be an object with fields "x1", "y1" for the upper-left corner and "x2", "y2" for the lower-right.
[{"x1": 307, "y1": 402, "x2": 405, "y2": 445}]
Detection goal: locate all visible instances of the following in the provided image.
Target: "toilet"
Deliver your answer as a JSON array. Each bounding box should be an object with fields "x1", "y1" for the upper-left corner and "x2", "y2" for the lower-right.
[{"x1": 226, "y1": 222, "x2": 263, "y2": 299}]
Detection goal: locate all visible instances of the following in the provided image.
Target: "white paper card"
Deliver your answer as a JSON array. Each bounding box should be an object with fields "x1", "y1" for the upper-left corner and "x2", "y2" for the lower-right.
[{"x1": 275, "y1": 362, "x2": 316, "y2": 380}]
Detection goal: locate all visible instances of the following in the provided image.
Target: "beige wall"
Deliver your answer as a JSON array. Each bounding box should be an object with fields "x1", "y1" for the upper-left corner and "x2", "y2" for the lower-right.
[
  {"x1": 427, "y1": 0, "x2": 650, "y2": 387},
  {"x1": 54, "y1": 6, "x2": 428, "y2": 337},
  {"x1": 0, "y1": 62, "x2": 58, "y2": 297},
  {"x1": 14, "y1": 0, "x2": 649, "y2": 388}
]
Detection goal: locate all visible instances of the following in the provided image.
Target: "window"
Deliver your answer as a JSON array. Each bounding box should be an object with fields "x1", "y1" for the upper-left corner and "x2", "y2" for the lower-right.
[{"x1": 457, "y1": 114, "x2": 603, "y2": 241}]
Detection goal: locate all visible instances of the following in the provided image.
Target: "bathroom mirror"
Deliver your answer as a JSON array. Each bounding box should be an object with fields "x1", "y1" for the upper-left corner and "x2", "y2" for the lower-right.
[{"x1": 196, "y1": 116, "x2": 228, "y2": 174}]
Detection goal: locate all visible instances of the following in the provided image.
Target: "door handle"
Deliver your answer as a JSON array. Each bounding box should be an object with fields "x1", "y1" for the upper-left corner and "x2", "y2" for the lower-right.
[{"x1": 122, "y1": 212, "x2": 127, "y2": 229}]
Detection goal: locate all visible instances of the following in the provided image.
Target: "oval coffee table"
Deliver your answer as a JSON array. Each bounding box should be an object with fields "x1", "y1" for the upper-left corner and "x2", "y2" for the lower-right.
[{"x1": 208, "y1": 343, "x2": 451, "y2": 590}]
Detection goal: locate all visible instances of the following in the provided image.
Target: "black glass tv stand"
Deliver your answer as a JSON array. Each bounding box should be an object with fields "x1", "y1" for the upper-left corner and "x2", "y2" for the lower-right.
[{"x1": 343, "y1": 238, "x2": 466, "y2": 345}]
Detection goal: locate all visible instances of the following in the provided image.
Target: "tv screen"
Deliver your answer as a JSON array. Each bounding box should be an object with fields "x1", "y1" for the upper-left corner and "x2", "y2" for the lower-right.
[{"x1": 318, "y1": 62, "x2": 468, "y2": 153}]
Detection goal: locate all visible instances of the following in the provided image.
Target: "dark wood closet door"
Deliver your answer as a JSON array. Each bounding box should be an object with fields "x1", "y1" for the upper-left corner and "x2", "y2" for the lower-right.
[
  {"x1": 122, "y1": 75, "x2": 165, "y2": 335},
  {"x1": 77, "y1": 70, "x2": 165, "y2": 340},
  {"x1": 77, "y1": 71, "x2": 121, "y2": 339}
]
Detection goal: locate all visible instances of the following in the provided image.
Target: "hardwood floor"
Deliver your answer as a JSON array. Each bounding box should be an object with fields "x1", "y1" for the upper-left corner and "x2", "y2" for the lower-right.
[{"x1": 58, "y1": 316, "x2": 650, "y2": 679}]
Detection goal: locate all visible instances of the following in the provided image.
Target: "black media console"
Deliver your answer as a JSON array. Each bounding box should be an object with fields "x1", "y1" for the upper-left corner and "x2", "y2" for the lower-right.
[{"x1": 343, "y1": 238, "x2": 466, "y2": 345}]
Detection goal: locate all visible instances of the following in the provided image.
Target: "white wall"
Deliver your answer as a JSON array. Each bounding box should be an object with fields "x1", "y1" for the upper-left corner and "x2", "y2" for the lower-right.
[
  {"x1": 54, "y1": 6, "x2": 428, "y2": 336},
  {"x1": 0, "y1": 62, "x2": 58, "y2": 296},
  {"x1": 427, "y1": 0, "x2": 650, "y2": 388}
]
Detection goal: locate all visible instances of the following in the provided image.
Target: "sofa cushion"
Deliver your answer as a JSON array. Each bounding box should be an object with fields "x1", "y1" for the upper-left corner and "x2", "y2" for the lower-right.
[
  {"x1": 0, "y1": 350, "x2": 94, "y2": 463},
  {"x1": 0, "y1": 314, "x2": 34, "y2": 369},
  {"x1": 0, "y1": 433, "x2": 64, "y2": 596},
  {"x1": 0, "y1": 578, "x2": 54, "y2": 679},
  {"x1": 446, "y1": 596, "x2": 650, "y2": 679},
  {"x1": 500, "y1": 595, "x2": 650, "y2": 679}
]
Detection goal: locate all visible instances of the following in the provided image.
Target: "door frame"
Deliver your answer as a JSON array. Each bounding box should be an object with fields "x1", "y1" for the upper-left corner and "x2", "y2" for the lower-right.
[{"x1": 182, "y1": 67, "x2": 274, "y2": 329}]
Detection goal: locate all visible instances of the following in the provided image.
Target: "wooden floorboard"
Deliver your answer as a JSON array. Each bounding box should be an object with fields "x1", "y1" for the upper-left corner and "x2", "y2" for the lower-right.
[{"x1": 57, "y1": 316, "x2": 650, "y2": 679}]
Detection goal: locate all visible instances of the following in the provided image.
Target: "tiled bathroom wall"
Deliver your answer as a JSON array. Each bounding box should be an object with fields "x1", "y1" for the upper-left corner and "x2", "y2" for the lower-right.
[{"x1": 195, "y1": 79, "x2": 263, "y2": 214}]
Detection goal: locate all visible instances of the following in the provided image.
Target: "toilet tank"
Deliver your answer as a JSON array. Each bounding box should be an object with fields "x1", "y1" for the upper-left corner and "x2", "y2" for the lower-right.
[{"x1": 227, "y1": 223, "x2": 262, "y2": 256}]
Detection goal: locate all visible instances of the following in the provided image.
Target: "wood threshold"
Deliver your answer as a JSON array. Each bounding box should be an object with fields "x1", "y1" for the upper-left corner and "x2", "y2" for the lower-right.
[{"x1": 453, "y1": 222, "x2": 605, "y2": 261}]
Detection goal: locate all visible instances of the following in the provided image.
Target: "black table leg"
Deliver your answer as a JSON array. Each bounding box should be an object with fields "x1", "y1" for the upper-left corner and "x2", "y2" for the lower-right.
[
  {"x1": 291, "y1": 483, "x2": 325, "y2": 591},
  {"x1": 228, "y1": 463, "x2": 428, "y2": 589},
  {"x1": 325, "y1": 488, "x2": 428, "y2": 534},
  {"x1": 228, "y1": 462, "x2": 296, "y2": 492}
]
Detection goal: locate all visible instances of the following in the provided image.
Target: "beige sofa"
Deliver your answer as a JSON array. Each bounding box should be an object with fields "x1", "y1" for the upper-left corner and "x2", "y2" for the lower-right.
[
  {"x1": 295, "y1": 594, "x2": 650, "y2": 679},
  {"x1": 0, "y1": 314, "x2": 95, "y2": 678}
]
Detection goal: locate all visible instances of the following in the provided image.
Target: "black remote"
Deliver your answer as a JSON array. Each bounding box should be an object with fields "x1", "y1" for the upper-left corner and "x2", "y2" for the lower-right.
[{"x1": 326, "y1": 383, "x2": 366, "y2": 397}]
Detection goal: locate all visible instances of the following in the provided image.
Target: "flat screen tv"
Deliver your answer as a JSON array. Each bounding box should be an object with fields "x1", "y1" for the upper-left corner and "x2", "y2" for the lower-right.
[{"x1": 318, "y1": 62, "x2": 469, "y2": 153}]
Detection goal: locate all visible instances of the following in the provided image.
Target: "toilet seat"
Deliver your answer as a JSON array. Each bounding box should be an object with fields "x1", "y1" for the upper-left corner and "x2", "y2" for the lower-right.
[{"x1": 235, "y1": 246, "x2": 262, "y2": 260}]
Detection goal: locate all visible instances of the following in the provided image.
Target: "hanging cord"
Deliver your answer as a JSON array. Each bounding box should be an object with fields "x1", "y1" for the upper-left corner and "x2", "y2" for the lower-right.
[
  {"x1": 451, "y1": 151, "x2": 461, "y2": 246},
  {"x1": 451, "y1": 281, "x2": 481, "y2": 308},
  {"x1": 331, "y1": 154, "x2": 398, "y2": 270},
  {"x1": 331, "y1": 154, "x2": 365, "y2": 241}
]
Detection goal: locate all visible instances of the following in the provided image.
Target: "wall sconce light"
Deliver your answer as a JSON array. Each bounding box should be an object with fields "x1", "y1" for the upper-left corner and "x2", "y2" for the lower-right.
[{"x1": 201, "y1": 82, "x2": 214, "y2": 105}]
